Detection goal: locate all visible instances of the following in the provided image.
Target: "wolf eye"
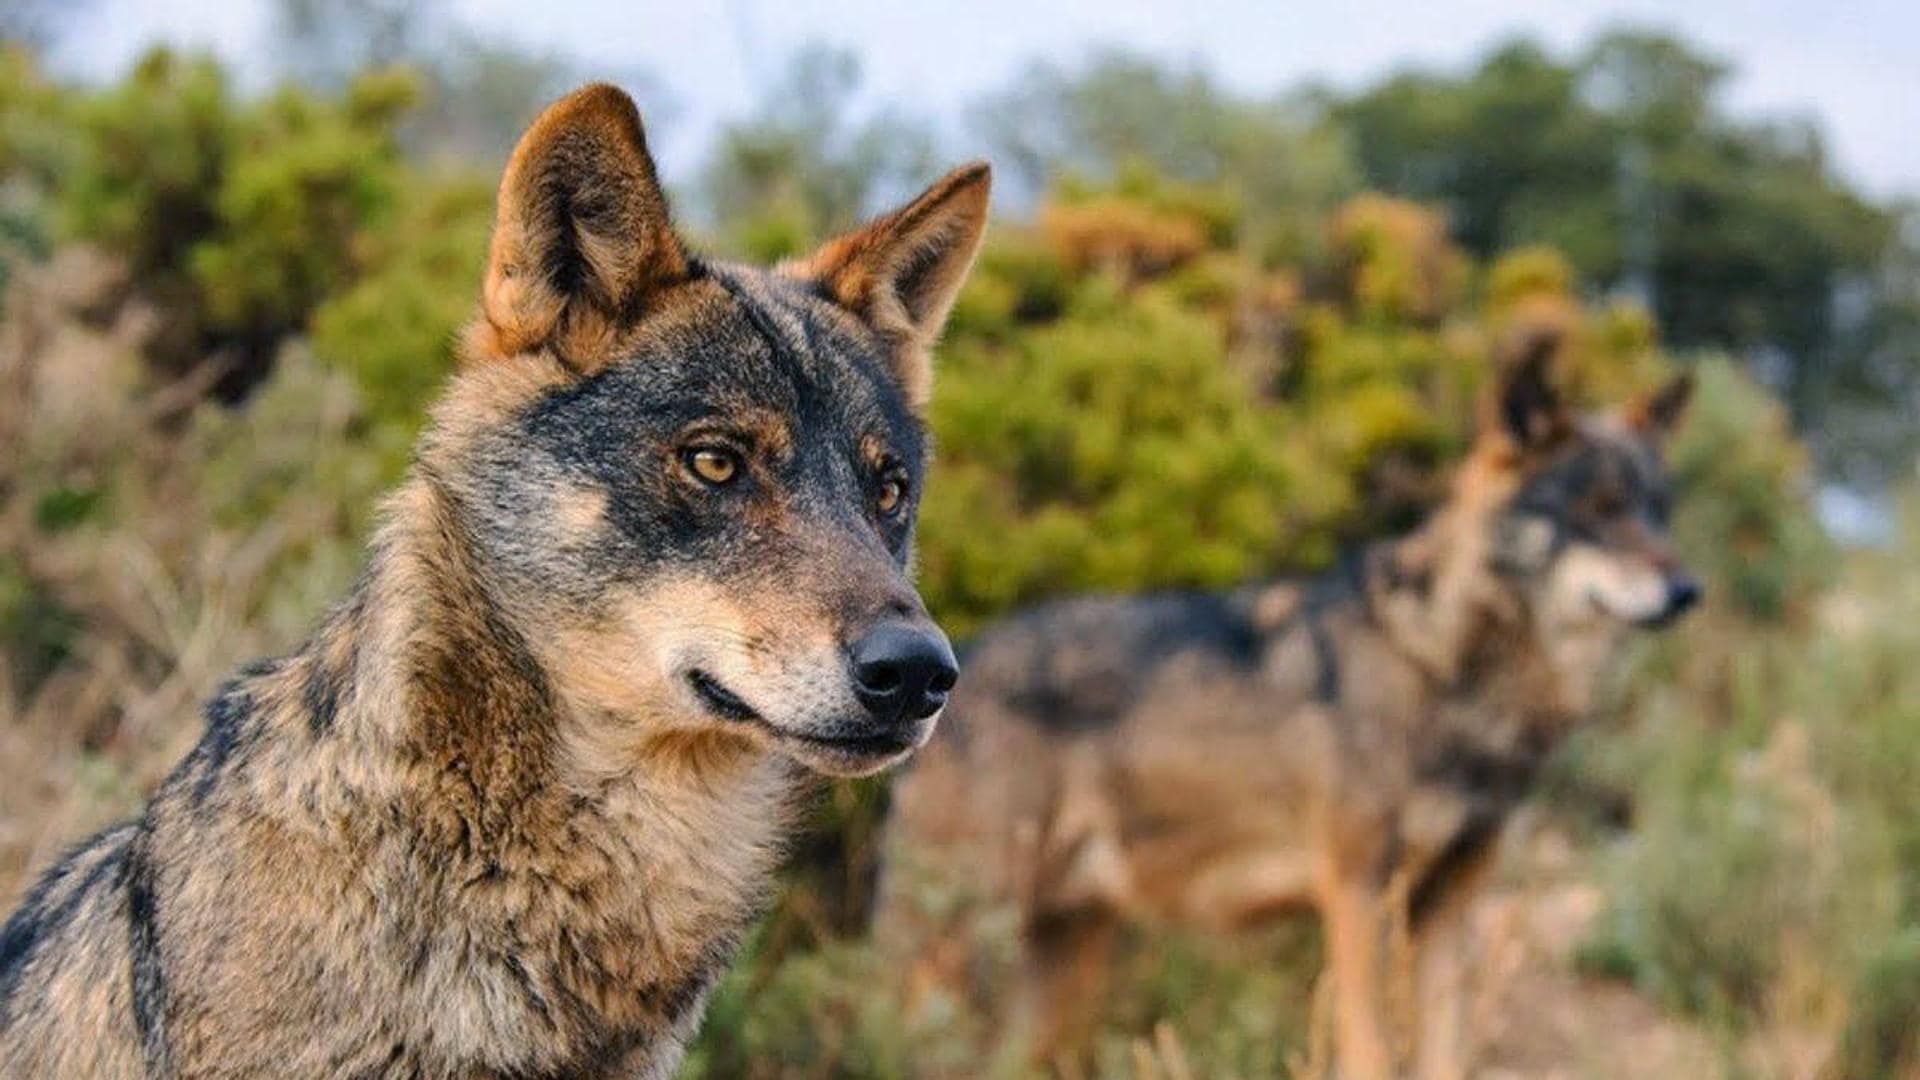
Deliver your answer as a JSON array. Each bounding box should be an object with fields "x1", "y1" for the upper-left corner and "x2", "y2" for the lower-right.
[
  {"x1": 875, "y1": 473, "x2": 909, "y2": 518},
  {"x1": 1590, "y1": 488, "x2": 1628, "y2": 518},
  {"x1": 683, "y1": 447, "x2": 741, "y2": 487}
]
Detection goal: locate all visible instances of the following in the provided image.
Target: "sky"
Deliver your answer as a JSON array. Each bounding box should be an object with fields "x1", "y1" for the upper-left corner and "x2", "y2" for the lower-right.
[{"x1": 47, "y1": 0, "x2": 1920, "y2": 201}]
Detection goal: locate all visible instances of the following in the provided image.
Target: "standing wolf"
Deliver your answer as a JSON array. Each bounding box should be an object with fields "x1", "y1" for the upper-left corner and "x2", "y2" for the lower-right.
[
  {"x1": 0, "y1": 84, "x2": 988, "y2": 1078},
  {"x1": 883, "y1": 338, "x2": 1698, "y2": 1079}
]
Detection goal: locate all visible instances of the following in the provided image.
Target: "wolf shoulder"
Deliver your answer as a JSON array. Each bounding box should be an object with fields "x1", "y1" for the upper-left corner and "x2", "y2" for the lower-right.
[{"x1": 0, "y1": 823, "x2": 146, "y2": 1077}]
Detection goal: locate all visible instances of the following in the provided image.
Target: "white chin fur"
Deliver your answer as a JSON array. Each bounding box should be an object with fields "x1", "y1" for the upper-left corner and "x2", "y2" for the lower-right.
[{"x1": 1549, "y1": 544, "x2": 1669, "y2": 623}]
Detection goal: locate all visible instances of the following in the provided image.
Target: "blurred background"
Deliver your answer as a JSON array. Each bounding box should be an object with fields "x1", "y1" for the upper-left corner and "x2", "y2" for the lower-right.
[{"x1": 2, "y1": 1, "x2": 1917, "y2": 1076}]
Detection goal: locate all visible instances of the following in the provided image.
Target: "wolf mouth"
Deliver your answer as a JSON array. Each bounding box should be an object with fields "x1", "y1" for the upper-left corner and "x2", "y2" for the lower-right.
[
  {"x1": 685, "y1": 670, "x2": 916, "y2": 759},
  {"x1": 687, "y1": 669, "x2": 761, "y2": 722},
  {"x1": 774, "y1": 727, "x2": 917, "y2": 760}
]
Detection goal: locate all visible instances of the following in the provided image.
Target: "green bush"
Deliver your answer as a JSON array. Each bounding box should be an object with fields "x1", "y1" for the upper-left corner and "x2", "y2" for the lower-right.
[
  {"x1": 1667, "y1": 355, "x2": 1832, "y2": 620},
  {"x1": 43, "y1": 50, "x2": 417, "y2": 385},
  {"x1": 1577, "y1": 510, "x2": 1920, "y2": 1070},
  {"x1": 1835, "y1": 927, "x2": 1920, "y2": 1079},
  {"x1": 922, "y1": 274, "x2": 1347, "y2": 635},
  {"x1": 308, "y1": 176, "x2": 494, "y2": 431}
]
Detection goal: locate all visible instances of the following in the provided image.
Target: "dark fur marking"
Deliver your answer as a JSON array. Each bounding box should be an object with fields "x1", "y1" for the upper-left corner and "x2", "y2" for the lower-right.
[
  {"x1": 636, "y1": 933, "x2": 735, "y2": 1025},
  {"x1": 1422, "y1": 731, "x2": 1552, "y2": 803},
  {"x1": 304, "y1": 660, "x2": 345, "y2": 738},
  {"x1": 237, "y1": 656, "x2": 284, "y2": 679},
  {"x1": 125, "y1": 825, "x2": 173, "y2": 1075},
  {"x1": 1508, "y1": 438, "x2": 1672, "y2": 555},
  {"x1": 303, "y1": 596, "x2": 362, "y2": 737},
  {"x1": 1408, "y1": 812, "x2": 1503, "y2": 927},
  {"x1": 1307, "y1": 619, "x2": 1341, "y2": 704},
  {"x1": 346, "y1": 1041, "x2": 409, "y2": 1080},
  {"x1": 712, "y1": 275, "x2": 802, "y2": 369},
  {"x1": 1300, "y1": 552, "x2": 1374, "y2": 705},
  {"x1": 892, "y1": 237, "x2": 952, "y2": 324},
  {"x1": 531, "y1": 144, "x2": 599, "y2": 303},
  {"x1": 0, "y1": 828, "x2": 130, "y2": 1023},
  {"x1": 502, "y1": 954, "x2": 555, "y2": 1026},
  {"x1": 1404, "y1": 731, "x2": 1557, "y2": 919},
  {"x1": 1010, "y1": 592, "x2": 1267, "y2": 733},
  {"x1": 191, "y1": 680, "x2": 259, "y2": 806}
]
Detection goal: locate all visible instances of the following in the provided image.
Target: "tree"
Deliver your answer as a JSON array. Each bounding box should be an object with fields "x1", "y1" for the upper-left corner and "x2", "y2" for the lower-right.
[
  {"x1": 970, "y1": 50, "x2": 1358, "y2": 262},
  {"x1": 699, "y1": 45, "x2": 937, "y2": 260},
  {"x1": 272, "y1": 0, "x2": 442, "y2": 91},
  {"x1": 270, "y1": 0, "x2": 663, "y2": 169},
  {"x1": 1333, "y1": 30, "x2": 1905, "y2": 478}
]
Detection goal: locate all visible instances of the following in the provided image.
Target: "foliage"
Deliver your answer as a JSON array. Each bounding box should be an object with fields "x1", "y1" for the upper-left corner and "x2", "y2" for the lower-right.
[
  {"x1": 1574, "y1": 509, "x2": 1920, "y2": 1075},
  {"x1": 270, "y1": 0, "x2": 618, "y2": 166},
  {"x1": 0, "y1": 45, "x2": 68, "y2": 287},
  {"x1": 308, "y1": 175, "x2": 493, "y2": 433},
  {"x1": 971, "y1": 49, "x2": 1358, "y2": 263},
  {"x1": 700, "y1": 45, "x2": 938, "y2": 261},
  {"x1": 1666, "y1": 357, "x2": 1832, "y2": 619},
  {"x1": 16, "y1": 49, "x2": 418, "y2": 390},
  {"x1": 1333, "y1": 30, "x2": 1906, "y2": 473}
]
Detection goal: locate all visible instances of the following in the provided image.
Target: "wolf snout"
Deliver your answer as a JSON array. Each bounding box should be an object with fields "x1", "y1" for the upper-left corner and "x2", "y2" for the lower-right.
[
  {"x1": 1664, "y1": 573, "x2": 1703, "y2": 619},
  {"x1": 849, "y1": 620, "x2": 958, "y2": 724},
  {"x1": 1638, "y1": 571, "x2": 1703, "y2": 627}
]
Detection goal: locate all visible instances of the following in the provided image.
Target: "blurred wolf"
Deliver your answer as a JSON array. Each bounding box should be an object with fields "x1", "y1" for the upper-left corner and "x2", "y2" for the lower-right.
[
  {"x1": 883, "y1": 336, "x2": 1697, "y2": 1079},
  {"x1": 0, "y1": 84, "x2": 988, "y2": 1078}
]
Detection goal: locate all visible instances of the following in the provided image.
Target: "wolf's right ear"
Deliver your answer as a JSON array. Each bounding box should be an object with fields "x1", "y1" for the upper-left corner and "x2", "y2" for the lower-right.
[
  {"x1": 1624, "y1": 372, "x2": 1695, "y2": 443},
  {"x1": 1483, "y1": 328, "x2": 1570, "y2": 455},
  {"x1": 476, "y1": 83, "x2": 687, "y2": 372},
  {"x1": 786, "y1": 163, "x2": 991, "y2": 412}
]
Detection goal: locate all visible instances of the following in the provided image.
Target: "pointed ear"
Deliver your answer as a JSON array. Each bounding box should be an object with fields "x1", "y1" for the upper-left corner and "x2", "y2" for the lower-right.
[
  {"x1": 478, "y1": 83, "x2": 688, "y2": 371},
  {"x1": 1624, "y1": 372, "x2": 1695, "y2": 442},
  {"x1": 785, "y1": 162, "x2": 991, "y2": 410},
  {"x1": 1482, "y1": 328, "x2": 1571, "y2": 454}
]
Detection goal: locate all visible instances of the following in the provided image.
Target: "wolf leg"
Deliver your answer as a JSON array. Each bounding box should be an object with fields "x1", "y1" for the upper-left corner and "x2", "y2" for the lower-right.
[
  {"x1": 1319, "y1": 876, "x2": 1395, "y2": 1080},
  {"x1": 1412, "y1": 915, "x2": 1468, "y2": 1080},
  {"x1": 1018, "y1": 908, "x2": 1119, "y2": 1070},
  {"x1": 1413, "y1": 854, "x2": 1496, "y2": 1080}
]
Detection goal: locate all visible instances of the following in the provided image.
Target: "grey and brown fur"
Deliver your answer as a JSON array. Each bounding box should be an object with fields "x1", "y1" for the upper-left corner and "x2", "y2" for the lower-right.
[
  {"x1": 0, "y1": 84, "x2": 990, "y2": 1078},
  {"x1": 882, "y1": 337, "x2": 1698, "y2": 1079}
]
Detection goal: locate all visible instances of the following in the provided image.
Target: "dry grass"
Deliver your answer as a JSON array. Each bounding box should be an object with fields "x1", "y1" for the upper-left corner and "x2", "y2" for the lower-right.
[{"x1": 0, "y1": 247, "x2": 376, "y2": 899}]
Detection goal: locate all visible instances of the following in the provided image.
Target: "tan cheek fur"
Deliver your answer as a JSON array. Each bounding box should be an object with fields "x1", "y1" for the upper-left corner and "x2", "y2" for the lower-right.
[
  {"x1": 1545, "y1": 545, "x2": 1668, "y2": 624},
  {"x1": 550, "y1": 485, "x2": 610, "y2": 541},
  {"x1": 534, "y1": 577, "x2": 853, "y2": 777}
]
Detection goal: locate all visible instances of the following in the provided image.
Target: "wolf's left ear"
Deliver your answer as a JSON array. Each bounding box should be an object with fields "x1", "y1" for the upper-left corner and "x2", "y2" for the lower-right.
[
  {"x1": 478, "y1": 83, "x2": 688, "y2": 371},
  {"x1": 1483, "y1": 328, "x2": 1572, "y2": 455},
  {"x1": 1624, "y1": 372, "x2": 1694, "y2": 442},
  {"x1": 787, "y1": 163, "x2": 992, "y2": 410}
]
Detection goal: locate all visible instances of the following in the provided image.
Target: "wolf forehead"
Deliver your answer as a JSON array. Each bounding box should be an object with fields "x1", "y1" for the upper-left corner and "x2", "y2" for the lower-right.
[
  {"x1": 513, "y1": 262, "x2": 930, "y2": 476},
  {"x1": 1511, "y1": 423, "x2": 1673, "y2": 523}
]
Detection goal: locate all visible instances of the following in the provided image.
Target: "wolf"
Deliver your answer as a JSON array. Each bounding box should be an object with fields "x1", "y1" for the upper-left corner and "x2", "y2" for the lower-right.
[
  {"x1": 0, "y1": 84, "x2": 989, "y2": 1078},
  {"x1": 882, "y1": 336, "x2": 1698, "y2": 1079}
]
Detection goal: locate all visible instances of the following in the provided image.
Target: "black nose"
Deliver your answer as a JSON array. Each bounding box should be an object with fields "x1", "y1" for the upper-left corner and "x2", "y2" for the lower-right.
[
  {"x1": 849, "y1": 621, "x2": 958, "y2": 724},
  {"x1": 1666, "y1": 574, "x2": 1703, "y2": 617}
]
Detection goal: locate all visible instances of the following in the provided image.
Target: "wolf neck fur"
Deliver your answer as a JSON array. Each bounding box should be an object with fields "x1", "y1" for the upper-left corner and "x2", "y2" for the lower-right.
[{"x1": 1364, "y1": 489, "x2": 1597, "y2": 726}]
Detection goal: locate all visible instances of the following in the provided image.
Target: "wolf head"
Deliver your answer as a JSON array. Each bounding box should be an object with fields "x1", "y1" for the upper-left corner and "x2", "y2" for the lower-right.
[
  {"x1": 1471, "y1": 334, "x2": 1700, "y2": 649},
  {"x1": 425, "y1": 85, "x2": 987, "y2": 778}
]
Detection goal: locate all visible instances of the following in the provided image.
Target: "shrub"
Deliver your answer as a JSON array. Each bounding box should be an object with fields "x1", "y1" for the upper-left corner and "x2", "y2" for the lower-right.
[
  {"x1": 46, "y1": 50, "x2": 416, "y2": 389},
  {"x1": 308, "y1": 176, "x2": 494, "y2": 432}
]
